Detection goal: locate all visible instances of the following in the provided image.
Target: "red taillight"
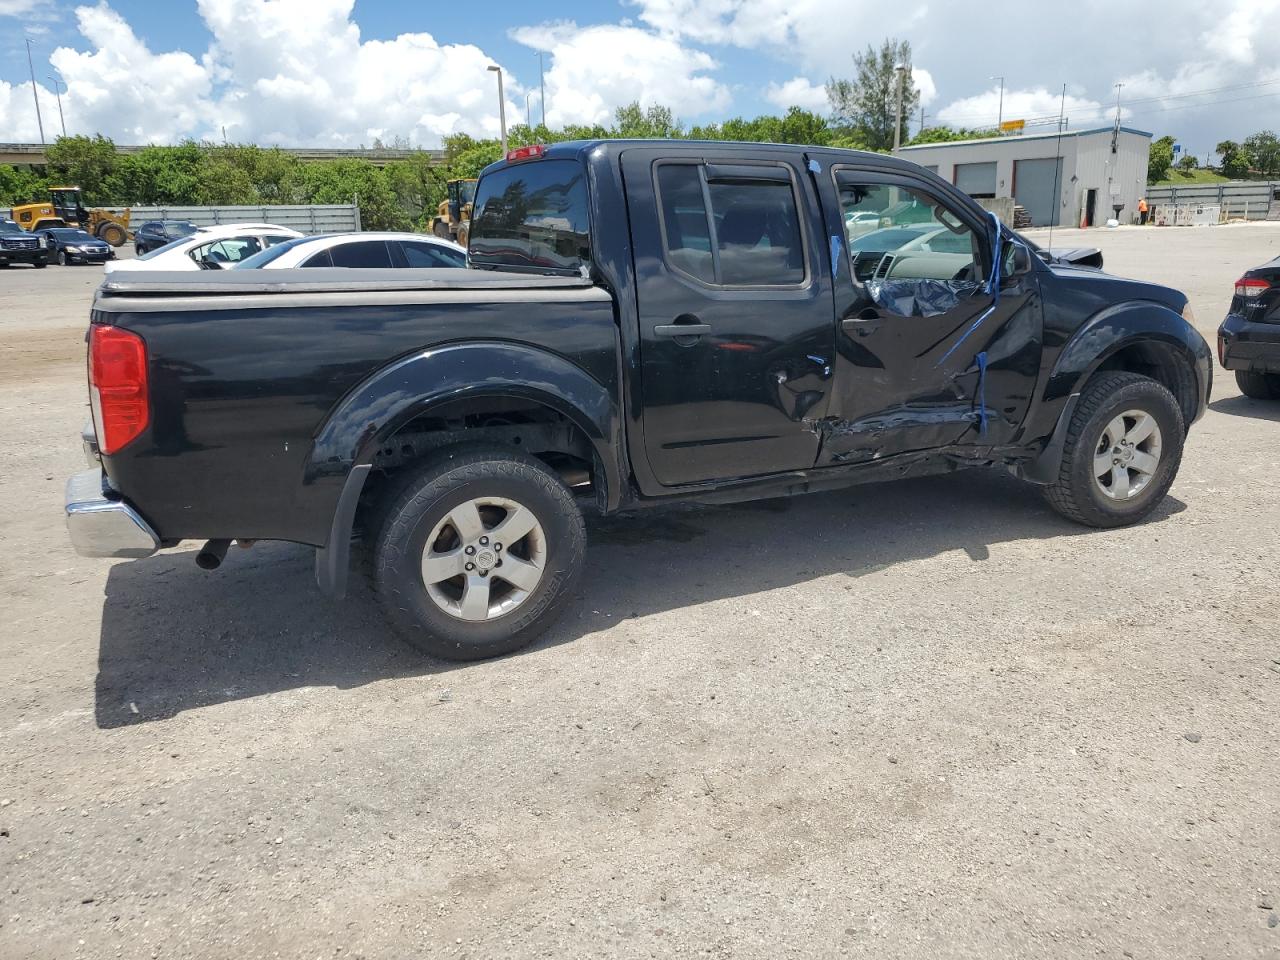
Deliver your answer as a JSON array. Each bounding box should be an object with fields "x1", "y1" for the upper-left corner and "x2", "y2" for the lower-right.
[
  {"x1": 505, "y1": 144, "x2": 546, "y2": 163},
  {"x1": 1235, "y1": 277, "x2": 1270, "y2": 298},
  {"x1": 89, "y1": 325, "x2": 149, "y2": 455}
]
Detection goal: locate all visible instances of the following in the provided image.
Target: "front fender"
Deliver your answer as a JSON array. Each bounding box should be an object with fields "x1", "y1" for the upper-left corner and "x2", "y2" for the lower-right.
[
  {"x1": 1015, "y1": 301, "x2": 1211, "y2": 479},
  {"x1": 1045, "y1": 300, "x2": 1210, "y2": 407},
  {"x1": 307, "y1": 340, "x2": 623, "y2": 501}
]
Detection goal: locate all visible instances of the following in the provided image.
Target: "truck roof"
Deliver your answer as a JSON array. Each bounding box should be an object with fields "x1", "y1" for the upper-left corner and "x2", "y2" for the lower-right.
[{"x1": 480, "y1": 138, "x2": 923, "y2": 178}]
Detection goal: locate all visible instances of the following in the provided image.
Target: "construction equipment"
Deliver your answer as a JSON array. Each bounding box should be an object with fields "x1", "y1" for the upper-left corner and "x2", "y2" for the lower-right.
[
  {"x1": 10, "y1": 187, "x2": 131, "y2": 247},
  {"x1": 430, "y1": 179, "x2": 477, "y2": 246}
]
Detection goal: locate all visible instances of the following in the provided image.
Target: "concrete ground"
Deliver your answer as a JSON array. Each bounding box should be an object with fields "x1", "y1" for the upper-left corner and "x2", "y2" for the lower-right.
[{"x1": 1, "y1": 225, "x2": 1278, "y2": 960}]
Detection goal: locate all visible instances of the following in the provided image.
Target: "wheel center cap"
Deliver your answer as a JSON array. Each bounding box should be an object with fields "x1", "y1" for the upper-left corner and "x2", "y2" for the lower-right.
[
  {"x1": 475, "y1": 549, "x2": 496, "y2": 570},
  {"x1": 1118, "y1": 447, "x2": 1134, "y2": 465}
]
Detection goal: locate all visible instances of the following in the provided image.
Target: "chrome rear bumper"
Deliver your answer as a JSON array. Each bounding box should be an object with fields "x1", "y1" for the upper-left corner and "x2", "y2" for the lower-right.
[{"x1": 65, "y1": 469, "x2": 159, "y2": 559}]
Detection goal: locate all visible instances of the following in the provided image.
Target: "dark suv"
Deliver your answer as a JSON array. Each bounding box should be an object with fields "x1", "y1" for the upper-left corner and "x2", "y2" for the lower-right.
[
  {"x1": 133, "y1": 220, "x2": 199, "y2": 255},
  {"x1": 0, "y1": 219, "x2": 50, "y2": 268},
  {"x1": 1219, "y1": 257, "x2": 1280, "y2": 399}
]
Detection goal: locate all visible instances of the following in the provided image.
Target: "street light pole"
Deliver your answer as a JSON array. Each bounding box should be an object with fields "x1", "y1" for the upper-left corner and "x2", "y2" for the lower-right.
[
  {"x1": 989, "y1": 75, "x2": 1004, "y2": 129},
  {"x1": 487, "y1": 65, "x2": 508, "y2": 154},
  {"x1": 47, "y1": 76, "x2": 67, "y2": 137},
  {"x1": 537, "y1": 51, "x2": 546, "y2": 127},
  {"x1": 526, "y1": 92, "x2": 533, "y2": 131},
  {"x1": 25, "y1": 38, "x2": 46, "y2": 146},
  {"x1": 892, "y1": 65, "x2": 906, "y2": 152}
]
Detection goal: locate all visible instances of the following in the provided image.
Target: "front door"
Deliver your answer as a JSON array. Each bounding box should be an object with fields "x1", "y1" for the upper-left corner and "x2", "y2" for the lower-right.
[
  {"x1": 622, "y1": 148, "x2": 835, "y2": 487},
  {"x1": 812, "y1": 164, "x2": 1042, "y2": 465}
]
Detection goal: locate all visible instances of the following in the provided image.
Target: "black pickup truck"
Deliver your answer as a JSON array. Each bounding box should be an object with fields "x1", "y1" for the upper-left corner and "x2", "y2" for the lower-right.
[{"x1": 66, "y1": 140, "x2": 1211, "y2": 660}]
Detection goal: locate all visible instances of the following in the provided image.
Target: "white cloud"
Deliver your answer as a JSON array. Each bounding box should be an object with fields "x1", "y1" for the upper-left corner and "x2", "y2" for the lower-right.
[
  {"x1": 510, "y1": 21, "x2": 730, "y2": 128},
  {"x1": 763, "y1": 76, "x2": 827, "y2": 112},
  {"x1": 0, "y1": 0, "x2": 54, "y2": 16}
]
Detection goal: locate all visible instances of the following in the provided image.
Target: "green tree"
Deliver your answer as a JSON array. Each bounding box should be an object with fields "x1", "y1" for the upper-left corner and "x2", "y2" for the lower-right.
[
  {"x1": 299, "y1": 159, "x2": 408, "y2": 231},
  {"x1": 0, "y1": 164, "x2": 48, "y2": 205},
  {"x1": 1216, "y1": 140, "x2": 1251, "y2": 179},
  {"x1": 909, "y1": 126, "x2": 999, "y2": 145},
  {"x1": 1243, "y1": 130, "x2": 1280, "y2": 177},
  {"x1": 44, "y1": 134, "x2": 119, "y2": 200},
  {"x1": 1176, "y1": 153, "x2": 1199, "y2": 171},
  {"x1": 1147, "y1": 135, "x2": 1175, "y2": 183},
  {"x1": 827, "y1": 38, "x2": 918, "y2": 151},
  {"x1": 613, "y1": 102, "x2": 684, "y2": 139}
]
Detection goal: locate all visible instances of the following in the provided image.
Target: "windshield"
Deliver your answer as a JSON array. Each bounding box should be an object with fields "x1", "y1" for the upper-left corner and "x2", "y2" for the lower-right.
[
  {"x1": 469, "y1": 159, "x2": 590, "y2": 275},
  {"x1": 234, "y1": 235, "x2": 316, "y2": 268},
  {"x1": 162, "y1": 221, "x2": 199, "y2": 237},
  {"x1": 850, "y1": 226, "x2": 930, "y2": 252},
  {"x1": 138, "y1": 235, "x2": 202, "y2": 260},
  {"x1": 0, "y1": 221, "x2": 24, "y2": 235},
  {"x1": 48, "y1": 229, "x2": 95, "y2": 240}
]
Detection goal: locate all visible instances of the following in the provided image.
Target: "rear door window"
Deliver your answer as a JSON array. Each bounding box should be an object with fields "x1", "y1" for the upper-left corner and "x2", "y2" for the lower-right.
[
  {"x1": 656, "y1": 162, "x2": 807, "y2": 287},
  {"x1": 329, "y1": 240, "x2": 393, "y2": 268},
  {"x1": 301, "y1": 248, "x2": 333, "y2": 268},
  {"x1": 400, "y1": 241, "x2": 466, "y2": 268}
]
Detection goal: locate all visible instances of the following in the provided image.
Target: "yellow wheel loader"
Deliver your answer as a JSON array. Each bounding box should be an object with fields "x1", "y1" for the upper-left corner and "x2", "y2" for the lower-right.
[
  {"x1": 10, "y1": 187, "x2": 131, "y2": 247},
  {"x1": 430, "y1": 179, "x2": 477, "y2": 246}
]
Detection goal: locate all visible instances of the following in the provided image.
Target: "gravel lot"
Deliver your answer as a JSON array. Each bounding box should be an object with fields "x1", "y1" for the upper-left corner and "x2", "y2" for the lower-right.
[{"x1": 1, "y1": 225, "x2": 1278, "y2": 959}]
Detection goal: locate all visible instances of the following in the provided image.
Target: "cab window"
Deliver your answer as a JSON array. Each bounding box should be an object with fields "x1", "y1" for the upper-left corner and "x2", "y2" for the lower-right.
[{"x1": 189, "y1": 236, "x2": 263, "y2": 265}]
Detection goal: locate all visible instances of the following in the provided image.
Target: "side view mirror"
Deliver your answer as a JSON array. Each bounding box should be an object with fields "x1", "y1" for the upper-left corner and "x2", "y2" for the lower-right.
[{"x1": 1002, "y1": 241, "x2": 1033, "y2": 278}]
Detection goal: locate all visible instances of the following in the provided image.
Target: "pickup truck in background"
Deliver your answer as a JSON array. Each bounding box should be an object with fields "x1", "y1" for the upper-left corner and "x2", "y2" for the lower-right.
[{"x1": 66, "y1": 140, "x2": 1211, "y2": 660}]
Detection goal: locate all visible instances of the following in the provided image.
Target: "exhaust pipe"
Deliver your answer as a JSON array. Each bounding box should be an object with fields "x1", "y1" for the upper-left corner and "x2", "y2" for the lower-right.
[{"x1": 195, "y1": 538, "x2": 232, "y2": 570}]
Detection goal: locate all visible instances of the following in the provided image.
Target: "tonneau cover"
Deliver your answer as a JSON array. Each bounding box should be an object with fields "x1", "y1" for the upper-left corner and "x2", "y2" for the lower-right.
[{"x1": 98, "y1": 266, "x2": 594, "y2": 296}]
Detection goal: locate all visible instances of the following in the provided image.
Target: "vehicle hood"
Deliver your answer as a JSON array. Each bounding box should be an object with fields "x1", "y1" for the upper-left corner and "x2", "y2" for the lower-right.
[{"x1": 1046, "y1": 262, "x2": 1189, "y2": 313}]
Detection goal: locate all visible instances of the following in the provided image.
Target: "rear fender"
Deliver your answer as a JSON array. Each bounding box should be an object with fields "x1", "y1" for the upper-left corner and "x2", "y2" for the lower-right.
[{"x1": 308, "y1": 342, "x2": 622, "y2": 596}]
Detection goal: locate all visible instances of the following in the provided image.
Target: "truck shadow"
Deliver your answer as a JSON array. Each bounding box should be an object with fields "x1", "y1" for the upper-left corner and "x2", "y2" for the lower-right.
[
  {"x1": 94, "y1": 468, "x2": 1185, "y2": 728},
  {"x1": 1209, "y1": 395, "x2": 1280, "y2": 422}
]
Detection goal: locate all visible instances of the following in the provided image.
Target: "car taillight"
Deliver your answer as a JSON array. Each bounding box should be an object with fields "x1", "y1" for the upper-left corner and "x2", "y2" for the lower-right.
[
  {"x1": 506, "y1": 144, "x2": 546, "y2": 163},
  {"x1": 1234, "y1": 277, "x2": 1270, "y2": 298},
  {"x1": 89, "y1": 325, "x2": 149, "y2": 455}
]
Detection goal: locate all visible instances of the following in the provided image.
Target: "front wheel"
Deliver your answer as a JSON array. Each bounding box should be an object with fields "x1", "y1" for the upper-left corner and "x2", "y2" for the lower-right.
[
  {"x1": 57, "y1": 251, "x2": 68, "y2": 266},
  {"x1": 373, "y1": 445, "x2": 586, "y2": 661},
  {"x1": 1235, "y1": 369, "x2": 1280, "y2": 400},
  {"x1": 1043, "y1": 372, "x2": 1185, "y2": 528}
]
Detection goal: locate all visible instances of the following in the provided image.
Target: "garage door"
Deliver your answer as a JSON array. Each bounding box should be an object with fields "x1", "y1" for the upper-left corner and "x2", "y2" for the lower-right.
[
  {"x1": 1014, "y1": 158, "x2": 1064, "y2": 227},
  {"x1": 954, "y1": 162, "x2": 997, "y2": 198}
]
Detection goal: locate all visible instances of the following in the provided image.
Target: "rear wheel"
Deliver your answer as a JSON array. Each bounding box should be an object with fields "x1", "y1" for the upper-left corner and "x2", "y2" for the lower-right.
[
  {"x1": 373, "y1": 445, "x2": 586, "y2": 661},
  {"x1": 1235, "y1": 369, "x2": 1280, "y2": 400},
  {"x1": 432, "y1": 220, "x2": 451, "y2": 240},
  {"x1": 33, "y1": 260, "x2": 46, "y2": 269},
  {"x1": 1043, "y1": 372, "x2": 1185, "y2": 528}
]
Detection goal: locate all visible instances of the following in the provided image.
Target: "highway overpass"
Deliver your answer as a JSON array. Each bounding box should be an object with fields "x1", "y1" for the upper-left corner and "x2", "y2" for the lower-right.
[{"x1": 0, "y1": 142, "x2": 445, "y2": 169}]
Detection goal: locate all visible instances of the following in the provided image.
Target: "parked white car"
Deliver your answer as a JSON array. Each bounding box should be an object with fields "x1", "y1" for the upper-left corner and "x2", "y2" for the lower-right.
[
  {"x1": 106, "y1": 223, "x2": 302, "y2": 273},
  {"x1": 233, "y1": 232, "x2": 467, "y2": 270}
]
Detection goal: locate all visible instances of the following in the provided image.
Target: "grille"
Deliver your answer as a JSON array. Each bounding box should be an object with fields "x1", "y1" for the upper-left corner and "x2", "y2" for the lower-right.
[{"x1": 1, "y1": 238, "x2": 38, "y2": 250}]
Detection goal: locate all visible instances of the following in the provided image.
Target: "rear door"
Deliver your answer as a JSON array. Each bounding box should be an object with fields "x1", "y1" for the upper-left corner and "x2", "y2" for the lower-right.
[
  {"x1": 812, "y1": 163, "x2": 1042, "y2": 464},
  {"x1": 621, "y1": 148, "x2": 835, "y2": 487}
]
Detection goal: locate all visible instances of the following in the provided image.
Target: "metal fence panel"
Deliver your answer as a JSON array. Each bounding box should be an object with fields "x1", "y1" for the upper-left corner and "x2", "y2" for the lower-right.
[
  {"x1": 1145, "y1": 181, "x2": 1278, "y2": 221},
  {"x1": 18, "y1": 203, "x2": 363, "y2": 234}
]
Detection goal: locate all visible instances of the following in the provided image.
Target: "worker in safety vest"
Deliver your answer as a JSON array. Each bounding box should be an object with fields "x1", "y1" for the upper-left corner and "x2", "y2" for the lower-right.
[{"x1": 1138, "y1": 197, "x2": 1149, "y2": 225}]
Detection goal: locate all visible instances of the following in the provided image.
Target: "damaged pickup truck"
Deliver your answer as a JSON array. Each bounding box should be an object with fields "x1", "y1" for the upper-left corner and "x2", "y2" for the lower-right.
[{"x1": 67, "y1": 140, "x2": 1211, "y2": 660}]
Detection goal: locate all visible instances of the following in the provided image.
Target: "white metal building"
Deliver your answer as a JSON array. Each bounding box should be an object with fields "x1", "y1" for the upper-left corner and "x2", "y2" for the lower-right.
[{"x1": 897, "y1": 126, "x2": 1152, "y2": 228}]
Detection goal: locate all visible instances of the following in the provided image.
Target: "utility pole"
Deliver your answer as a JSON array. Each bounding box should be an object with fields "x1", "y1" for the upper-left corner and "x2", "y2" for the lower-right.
[
  {"x1": 537, "y1": 52, "x2": 546, "y2": 127},
  {"x1": 25, "y1": 38, "x2": 46, "y2": 146},
  {"x1": 47, "y1": 76, "x2": 66, "y2": 137},
  {"x1": 918, "y1": 105, "x2": 927, "y2": 135},
  {"x1": 892, "y1": 65, "x2": 906, "y2": 152},
  {"x1": 488, "y1": 65, "x2": 508, "y2": 154},
  {"x1": 989, "y1": 75, "x2": 1005, "y2": 129}
]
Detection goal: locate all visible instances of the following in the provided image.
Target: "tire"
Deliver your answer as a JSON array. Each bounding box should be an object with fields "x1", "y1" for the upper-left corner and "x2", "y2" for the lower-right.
[
  {"x1": 1043, "y1": 372, "x2": 1185, "y2": 528},
  {"x1": 1235, "y1": 369, "x2": 1280, "y2": 400},
  {"x1": 33, "y1": 260, "x2": 47, "y2": 269},
  {"x1": 432, "y1": 220, "x2": 451, "y2": 240},
  {"x1": 57, "y1": 251, "x2": 67, "y2": 266},
  {"x1": 373, "y1": 444, "x2": 586, "y2": 661},
  {"x1": 98, "y1": 223, "x2": 127, "y2": 247}
]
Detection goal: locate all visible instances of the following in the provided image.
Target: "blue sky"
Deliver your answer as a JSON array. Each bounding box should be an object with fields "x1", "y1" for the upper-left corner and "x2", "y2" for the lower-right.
[{"x1": 2, "y1": 0, "x2": 1277, "y2": 158}]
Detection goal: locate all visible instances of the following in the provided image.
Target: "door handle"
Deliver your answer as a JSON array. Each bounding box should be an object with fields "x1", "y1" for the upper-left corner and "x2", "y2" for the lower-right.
[
  {"x1": 654, "y1": 323, "x2": 712, "y2": 338},
  {"x1": 841, "y1": 310, "x2": 882, "y2": 334}
]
